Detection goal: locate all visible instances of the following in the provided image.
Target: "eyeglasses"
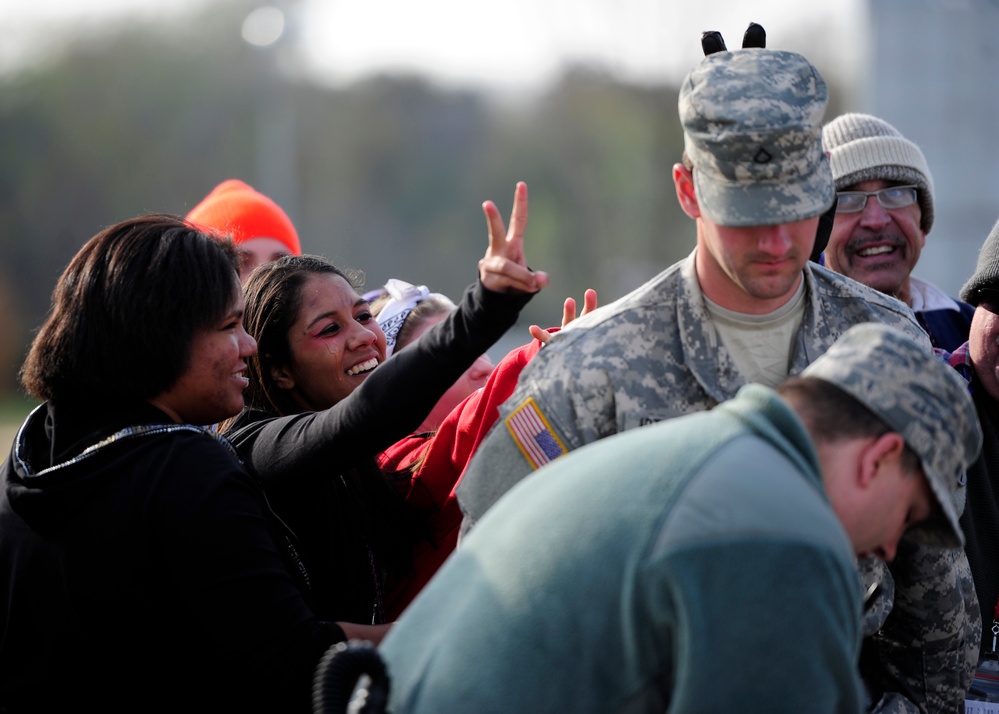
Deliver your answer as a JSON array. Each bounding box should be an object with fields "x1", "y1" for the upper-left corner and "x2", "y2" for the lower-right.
[
  {"x1": 978, "y1": 292, "x2": 999, "y2": 314},
  {"x1": 835, "y1": 185, "x2": 918, "y2": 214}
]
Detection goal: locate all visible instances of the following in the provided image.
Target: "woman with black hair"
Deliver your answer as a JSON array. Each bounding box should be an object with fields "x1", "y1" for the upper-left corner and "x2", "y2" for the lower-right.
[{"x1": 0, "y1": 215, "x2": 346, "y2": 712}]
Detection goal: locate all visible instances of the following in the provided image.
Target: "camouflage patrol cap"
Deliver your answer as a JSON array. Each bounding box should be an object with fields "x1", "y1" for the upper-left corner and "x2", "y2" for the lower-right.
[
  {"x1": 802, "y1": 323, "x2": 982, "y2": 548},
  {"x1": 679, "y1": 49, "x2": 835, "y2": 227}
]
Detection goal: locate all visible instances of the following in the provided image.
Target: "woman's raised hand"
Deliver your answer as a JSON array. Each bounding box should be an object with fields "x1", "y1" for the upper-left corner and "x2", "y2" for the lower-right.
[{"x1": 478, "y1": 182, "x2": 549, "y2": 294}]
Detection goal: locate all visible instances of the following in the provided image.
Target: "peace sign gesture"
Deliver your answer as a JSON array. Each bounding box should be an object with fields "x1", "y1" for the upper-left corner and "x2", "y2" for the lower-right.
[{"x1": 477, "y1": 182, "x2": 549, "y2": 294}]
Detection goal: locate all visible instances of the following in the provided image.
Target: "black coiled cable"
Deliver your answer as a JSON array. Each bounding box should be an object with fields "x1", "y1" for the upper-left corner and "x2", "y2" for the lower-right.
[{"x1": 312, "y1": 640, "x2": 390, "y2": 714}]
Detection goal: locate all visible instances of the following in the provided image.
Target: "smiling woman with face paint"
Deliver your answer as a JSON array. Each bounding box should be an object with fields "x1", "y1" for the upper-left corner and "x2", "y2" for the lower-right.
[{"x1": 221, "y1": 182, "x2": 547, "y2": 637}]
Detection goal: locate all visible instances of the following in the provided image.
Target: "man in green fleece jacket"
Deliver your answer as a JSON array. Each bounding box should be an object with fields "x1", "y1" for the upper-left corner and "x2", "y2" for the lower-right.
[{"x1": 375, "y1": 323, "x2": 981, "y2": 713}]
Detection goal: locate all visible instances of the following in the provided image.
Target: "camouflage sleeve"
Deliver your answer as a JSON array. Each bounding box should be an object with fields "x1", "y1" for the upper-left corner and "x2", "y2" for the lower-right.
[
  {"x1": 861, "y1": 542, "x2": 980, "y2": 714},
  {"x1": 896, "y1": 309, "x2": 935, "y2": 351},
  {"x1": 456, "y1": 369, "x2": 585, "y2": 538},
  {"x1": 456, "y1": 326, "x2": 632, "y2": 538},
  {"x1": 456, "y1": 408, "x2": 544, "y2": 537}
]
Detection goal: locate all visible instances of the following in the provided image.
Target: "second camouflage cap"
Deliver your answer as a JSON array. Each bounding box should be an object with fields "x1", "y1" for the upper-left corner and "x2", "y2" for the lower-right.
[
  {"x1": 679, "y1": 49, "x2": 835, "y2": 227},
  {"x1": 802, "y1": 323, "x2": 982, "y2": 548}
]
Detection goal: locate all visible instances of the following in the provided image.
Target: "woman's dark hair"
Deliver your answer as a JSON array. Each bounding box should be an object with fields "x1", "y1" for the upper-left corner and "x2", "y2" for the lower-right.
[
  {"x1": 240, "y1": 254, "x2": 364, "y2": 417},
  {"x1": 778, "y1": 376, "x2": 921, "y2": 473},
  {"x1": 20, "y1": 214, "x2": 239, "y2": 404}
]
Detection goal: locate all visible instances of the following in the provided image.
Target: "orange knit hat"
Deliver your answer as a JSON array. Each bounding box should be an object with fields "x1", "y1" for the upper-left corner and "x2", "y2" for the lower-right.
[{"x1": 185, "y1": 179, "x2": 302, "y2": 255}]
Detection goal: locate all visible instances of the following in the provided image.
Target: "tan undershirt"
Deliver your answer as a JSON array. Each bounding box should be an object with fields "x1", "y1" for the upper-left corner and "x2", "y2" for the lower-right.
[{"x1": 703, "y1": 279, "x2": 806, "y2": 388}]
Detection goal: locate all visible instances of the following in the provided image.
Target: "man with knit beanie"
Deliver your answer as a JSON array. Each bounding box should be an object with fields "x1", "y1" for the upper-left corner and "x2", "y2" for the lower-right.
[
  {"x1": 186, "y1": 179, "x2": 302, "y2": 282},
  {"x1": 944, "y1": 217, "x2": 999, "y2": 702},
  {"x1": 822, "y1": 112, "x2": 974, "y2": 351},
  {"x1": 459, "y1": 33, "x2": 977, "y2": 714}
]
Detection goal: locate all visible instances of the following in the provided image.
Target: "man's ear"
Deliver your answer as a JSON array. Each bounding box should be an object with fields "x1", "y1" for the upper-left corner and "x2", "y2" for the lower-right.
[
  {"x1": 673, "y1": 164, "x2": 701, "y2": 219},
  {"x1": 270, "y1": 363, "x2": 295, "y2": 391},
  {"x1": 858, "y1": 432, "x2": 907, "y2": 488}
]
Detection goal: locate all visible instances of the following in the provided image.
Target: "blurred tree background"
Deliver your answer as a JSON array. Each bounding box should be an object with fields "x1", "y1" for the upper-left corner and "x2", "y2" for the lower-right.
[{"x1": 0, "y1": 0, "x2": 848, "y2": 413}]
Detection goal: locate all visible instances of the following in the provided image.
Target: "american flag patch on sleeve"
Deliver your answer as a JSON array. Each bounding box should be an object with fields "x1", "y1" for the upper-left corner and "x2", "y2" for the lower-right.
[{"x1": 504, "y1": 398, "x2": 567, "y2": 469}]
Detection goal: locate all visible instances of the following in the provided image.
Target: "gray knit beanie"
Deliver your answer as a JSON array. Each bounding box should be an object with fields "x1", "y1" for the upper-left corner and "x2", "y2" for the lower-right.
[
  {"x1": 960, "y1": 217, "x2": 999, "y2": 305},
  {"x1": 822, "y1": 113, "x2": 934, "y2": 234}
]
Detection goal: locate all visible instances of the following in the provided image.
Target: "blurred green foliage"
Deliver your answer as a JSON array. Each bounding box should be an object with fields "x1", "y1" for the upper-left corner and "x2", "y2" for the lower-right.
[{"x1": 0, "y1": 1, "x2": 847, "y2": 399}]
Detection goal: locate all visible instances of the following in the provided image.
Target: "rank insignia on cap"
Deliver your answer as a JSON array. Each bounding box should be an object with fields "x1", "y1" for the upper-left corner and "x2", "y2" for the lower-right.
[{"x1": 505, "y1": 398, "x2": 567, "y2": 469}]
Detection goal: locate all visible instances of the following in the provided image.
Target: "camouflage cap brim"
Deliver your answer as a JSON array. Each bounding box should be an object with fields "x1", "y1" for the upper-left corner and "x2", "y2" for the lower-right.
[
  {"x1": 689, "y1": 140, "x2": 835, "y2": 226},
  {"x1": 801, "y1": 323, "x2": 982, "y2": 549}
]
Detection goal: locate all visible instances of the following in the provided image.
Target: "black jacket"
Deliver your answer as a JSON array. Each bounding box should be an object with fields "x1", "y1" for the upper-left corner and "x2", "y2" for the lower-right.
[
  {"x1": 225, "y1": 279, "x2": 531, "y2": 623},
  {"x1": 0, "y1": 400, "x2": 340, "y2": 713},
  {"x1": 960, "y1": 376, "x2": 999, "y2": 664}
]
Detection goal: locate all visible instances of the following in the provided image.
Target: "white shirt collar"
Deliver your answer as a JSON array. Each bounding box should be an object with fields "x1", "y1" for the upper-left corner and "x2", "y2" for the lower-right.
[{"x1": 909, "y1": 275, "x2": 962, "y2": 313}]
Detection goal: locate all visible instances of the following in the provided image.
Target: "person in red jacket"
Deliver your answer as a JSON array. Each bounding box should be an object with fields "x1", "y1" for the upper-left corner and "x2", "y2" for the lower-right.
[{"x1": 372, "y1": 287, "x2": 596, "y2": 617}]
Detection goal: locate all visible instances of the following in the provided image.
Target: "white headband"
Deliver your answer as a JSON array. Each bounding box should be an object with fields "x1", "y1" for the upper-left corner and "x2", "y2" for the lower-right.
[{"x1": 368, "y1": 278, "x2": 454, "y2": 357}]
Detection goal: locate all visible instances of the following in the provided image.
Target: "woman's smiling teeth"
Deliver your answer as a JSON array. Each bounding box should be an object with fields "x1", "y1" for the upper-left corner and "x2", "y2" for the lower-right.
[{"x1": 347, "y1": 358, "x2": 379, "y2": 376}]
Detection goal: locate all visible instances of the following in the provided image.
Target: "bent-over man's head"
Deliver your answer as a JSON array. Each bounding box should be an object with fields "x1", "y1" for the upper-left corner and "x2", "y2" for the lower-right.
[{"x1": 780, "y1": 323, "x2": 981, "y2": 559}]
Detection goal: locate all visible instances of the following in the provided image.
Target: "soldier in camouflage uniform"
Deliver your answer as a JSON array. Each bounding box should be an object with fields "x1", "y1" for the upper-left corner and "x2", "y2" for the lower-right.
[
  {"x1": 377, "y1": 324, "x2": 981, "y2": 714},
  {"x1": 457, "y1": 46, "x2": 979, "y2": 712}
]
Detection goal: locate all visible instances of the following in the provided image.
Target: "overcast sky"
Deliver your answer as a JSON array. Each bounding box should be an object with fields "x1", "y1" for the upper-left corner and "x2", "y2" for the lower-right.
[{"x1": 1, "y1": 0, "x2": 866, "y2": 91}]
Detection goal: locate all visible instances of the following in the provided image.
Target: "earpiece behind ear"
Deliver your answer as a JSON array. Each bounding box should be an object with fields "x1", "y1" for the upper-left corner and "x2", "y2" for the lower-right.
[
  {"x1": 701, "y1": 23, "x2": 766, "y2": 57},
  {"x1": 811, "y1": 196, "x2": 838, "y2": 263},
  {"x1": 742, "y1": 22, "x2": 766, "y2": 48},
  {"x1": 701, "y1": 31, "x2": 727, "y2": 56}
]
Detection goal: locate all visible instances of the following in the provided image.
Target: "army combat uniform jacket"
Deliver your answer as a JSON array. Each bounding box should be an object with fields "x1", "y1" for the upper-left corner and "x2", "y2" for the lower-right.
[{"x1": 457, "y1": 248, "x2": 979, "y2": 713}]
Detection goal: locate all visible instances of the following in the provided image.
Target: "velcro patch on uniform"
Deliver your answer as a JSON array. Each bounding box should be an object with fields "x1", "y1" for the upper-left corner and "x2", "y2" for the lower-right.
[{"x1": 505, "y1": 398, "x2": 567, "y2": 469}]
